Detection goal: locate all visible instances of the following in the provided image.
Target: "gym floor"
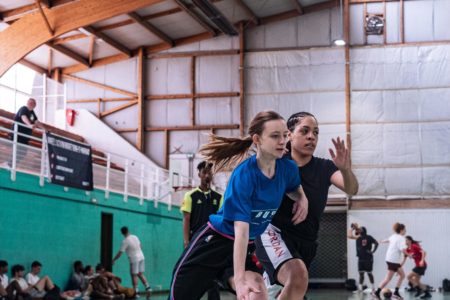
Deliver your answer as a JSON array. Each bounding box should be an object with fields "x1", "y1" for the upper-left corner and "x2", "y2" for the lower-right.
[{"x1": 149, "y1": 289, "x2": 450, "y2": 299}]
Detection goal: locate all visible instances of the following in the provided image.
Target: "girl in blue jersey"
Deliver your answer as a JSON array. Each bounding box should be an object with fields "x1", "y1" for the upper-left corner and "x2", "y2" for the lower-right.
[{"x1": 169, "y1": 110, "x2": 308, "y2": 300}]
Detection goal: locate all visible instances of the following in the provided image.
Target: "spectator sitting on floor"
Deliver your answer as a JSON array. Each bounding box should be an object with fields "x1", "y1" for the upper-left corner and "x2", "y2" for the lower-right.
[
  {"x1": 66, "y1": 261, "x2": 88, "y2": 292},
  {"x1": 25, "y1": 261, "x2": 55, "y2": 298},
  {"x1": 8, "y1": 264, "x2": 33, "y2": 300},
  {"x1": 83, "y1": 265, "x2": 96, "y2": 282}
]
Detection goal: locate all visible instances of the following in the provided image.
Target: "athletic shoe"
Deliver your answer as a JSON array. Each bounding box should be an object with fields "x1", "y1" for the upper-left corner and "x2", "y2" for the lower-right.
[
  {"x1": 393, "y1": 291, "x2": 404, "y2": 299},
  {"x1": 415, "y1": 289, "x2": 424, "y2": 297},
  {"x1": 371, "y1": 290, "x2": 381, "y2": 299},
  {"x1": 420, "y1": 292, "x2": 432, "y2": 299}
]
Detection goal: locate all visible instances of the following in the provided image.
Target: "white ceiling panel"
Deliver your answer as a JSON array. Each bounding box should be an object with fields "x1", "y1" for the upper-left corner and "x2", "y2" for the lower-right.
[
  {"x1": 244, "y1": 0, "x2": 293, "y2": 18},
  {"x1": 214, "y1": 1, "x2": 249, "y2": 24},
  {"x1": 104, "y1": 24, "x2": 163, "y2": 49},
  {"x1": 93, "y1": 14, "x2": 132, "y2": 27},
  {"x1": 135, "y1": 0, "x2": 179, "y2": 15},
  {"x1": 0, "y1": 0, "x2": 33, "y2": 11},
  {"x1": 64, "y1": 37, "x2": 121, "y2": 60},
  {"x1": 150, "y1": 12, "x2": 206, "y2": 40}
]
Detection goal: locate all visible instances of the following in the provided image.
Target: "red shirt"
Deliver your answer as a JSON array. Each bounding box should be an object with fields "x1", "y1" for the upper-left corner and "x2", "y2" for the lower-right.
[{"x1": 406, "y1": 243, "x2": 426, "y2": 267}]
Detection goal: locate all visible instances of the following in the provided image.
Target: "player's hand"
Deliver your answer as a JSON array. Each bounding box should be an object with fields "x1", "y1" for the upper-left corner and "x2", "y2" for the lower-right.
[
  {"x1": 329, "y1": 137, "x2": 350, "y2": 171},
  {"x1": 183, "y1": 240, "x2": 189, "y2": 248},
  {"x1": 235, "y1": 278, "x2": 261, "y2": 300},
  {"x1": 292, "y1": 196, "x2": 308, "y2": 225}
]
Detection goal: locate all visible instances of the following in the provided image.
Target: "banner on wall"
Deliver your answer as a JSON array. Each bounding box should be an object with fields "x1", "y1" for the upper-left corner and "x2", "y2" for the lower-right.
[{"x1": 46, "y1": 132, "x2": 93, "y2": 190}]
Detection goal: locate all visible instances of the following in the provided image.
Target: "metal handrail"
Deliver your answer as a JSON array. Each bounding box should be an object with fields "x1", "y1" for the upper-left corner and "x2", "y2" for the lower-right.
[{"x1": 0, "y1": 116, "x2": 193, "y2": 209}]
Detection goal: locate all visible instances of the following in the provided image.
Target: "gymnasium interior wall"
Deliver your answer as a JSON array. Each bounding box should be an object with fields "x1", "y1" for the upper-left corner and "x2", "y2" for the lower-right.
[
  {"x1": 0, "y1": 169, "x2": 182, "y2": 291},
  {"x1": 62, "y1": 0, "x2": 450, "y2": 286}
]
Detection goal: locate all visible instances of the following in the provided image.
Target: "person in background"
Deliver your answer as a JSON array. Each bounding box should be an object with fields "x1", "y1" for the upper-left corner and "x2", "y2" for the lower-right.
[
  {"x1": 181, "y1": 161, "x2": 223, "y2": 300},
  {"x1": 373, "y1": 223, "x2": 407, "y2": 300},
  {"x1": 25, "y1": 261, "x2": 55, "y2": 298},
  {"x1": 9, "y1": 98, "x2": 45, "y2": 166},
  {"x1": 112, "y1": 227, "x2": 151, "y2": 297},
  {"x1": 403, "y1": 236, "x2": 431, "y2": 299},
  {"x1": 347, "y1": 223, "x2": 378, "y2": 293}
]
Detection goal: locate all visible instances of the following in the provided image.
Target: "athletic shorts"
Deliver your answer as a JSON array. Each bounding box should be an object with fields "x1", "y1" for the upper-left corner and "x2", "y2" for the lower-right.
[
  {"x1": 254, "y1": 224, "x2": 318, "y2": 285},
  {"x1": 386, "y1": 261, "x2": 401, "y2": 272},
  {"x1": 28, "y1": 287, "x2": 47, "y2": 298},
  {"x1": 130, "y1": 259, "x2": 145, "y2": 274},
  {"x1": 412, "y1": 266, "x2": 427, "y2": 276},
  {"x1": 358, "y1": 259, "x2": 373, "y2": 272},
  {"x1": 169, "y1": 223, "x2": 262, "y2": 300}
]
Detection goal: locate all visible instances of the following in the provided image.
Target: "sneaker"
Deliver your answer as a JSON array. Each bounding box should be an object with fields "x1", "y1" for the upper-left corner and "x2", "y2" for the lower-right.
[
  {"x1": 420, "y1": 292, "x2": 432, "y2": 299},
  {"x1": 393, "y1": 291, "x2": 404, "y2": 299},
  {"x1": 415, "y1": 289, "x2": 424, "y2": 297},
  {"x1": 371, "y1": 290, "x2": 381, "y2": 299}
]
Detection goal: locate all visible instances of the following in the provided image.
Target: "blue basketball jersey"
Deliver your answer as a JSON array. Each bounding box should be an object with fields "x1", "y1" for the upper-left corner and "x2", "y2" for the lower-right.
[{"x1": 209, "y1": 155, "x2": 301, "y2": 240}]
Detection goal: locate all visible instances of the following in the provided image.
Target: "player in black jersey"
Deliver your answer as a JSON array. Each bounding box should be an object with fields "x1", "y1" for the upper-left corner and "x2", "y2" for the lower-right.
[
  {"x1": 180, "y1": 161, "x2": 223, "y2": 300},
  {"x1": 255, "y1": 112, "x2": 359, "y2": 300},
  {"x1": 348, "y1": 223, "x2": 378, "y2": 293}
]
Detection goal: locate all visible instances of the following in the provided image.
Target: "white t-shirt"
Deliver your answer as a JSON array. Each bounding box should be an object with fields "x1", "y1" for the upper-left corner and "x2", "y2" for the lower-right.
[
  {"x1": 26, "y1": 273, "x2": 40, "y2": 286},
  {"x1": 0, "y1": 274, "x2": 8, "y2": 289},
  {"x1": 385, "y1": 233, "x2": 406, "y2": 263},
  {"x1": 11, "y1": 278, "x2": 28, "y2": 290},
  {"x1": 120, "y1": 234, "x2": 145, "y2": 263}
]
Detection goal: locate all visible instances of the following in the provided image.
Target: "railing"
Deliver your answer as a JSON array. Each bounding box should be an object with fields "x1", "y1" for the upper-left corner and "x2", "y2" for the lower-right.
[{"x1": 0, "y1": 117, "x2": 193, "y2": 209}]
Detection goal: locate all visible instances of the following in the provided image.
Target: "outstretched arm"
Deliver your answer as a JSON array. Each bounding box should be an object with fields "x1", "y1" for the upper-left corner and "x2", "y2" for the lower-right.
[
  {"x1": 112, "y1": 251, "x2": 122, "y2": 265},
  {"x1": 329, "y1": 137, "x2": 359, "y2": 195},
  {"x1": 347, "y1": 228, "x2": 359, "y2": 240},
  {"x1": 286, "y1": 186, "x2": 308, "y2": 225}
]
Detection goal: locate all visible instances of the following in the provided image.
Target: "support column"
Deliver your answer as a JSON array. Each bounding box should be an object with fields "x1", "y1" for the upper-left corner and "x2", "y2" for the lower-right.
[
  {"x1": 239, "y1": 22, "x2": 245, "y2": 137},
  {"x1": 137, "y1": 47, "x2": 146, "y2": 152}
]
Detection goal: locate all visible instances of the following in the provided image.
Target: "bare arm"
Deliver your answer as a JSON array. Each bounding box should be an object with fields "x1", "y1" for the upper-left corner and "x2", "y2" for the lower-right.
[
  {"x1": 111, "y1": 251, "x2": 122, "y2": 265},
  {"x1": 233, "y1": 221, "x2": 260, "y2": 300},
  {"x1": 372, "y1": 239, "x2": 379, "y2": 253},
  {"x1": 286, "y1": 185, "x2": 308, "y2": 225},
  {"x1": 182, "y1": 212, "x2": 191, "y2": 248},
  {"x1": 329, "y1": 137, "x2": 359, "y2": 195},
  {"x1": 347, "y1": 228, "x2": 359, "y2": 240}
]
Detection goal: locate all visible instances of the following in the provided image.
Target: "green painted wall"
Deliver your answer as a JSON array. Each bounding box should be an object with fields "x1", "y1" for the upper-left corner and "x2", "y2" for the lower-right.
[{"x1": 0, "y1": 169, "x2": 183, "y2": 291}]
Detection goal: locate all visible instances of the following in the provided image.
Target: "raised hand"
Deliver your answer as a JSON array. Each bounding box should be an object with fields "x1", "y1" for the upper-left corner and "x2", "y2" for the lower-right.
[{"x1": 329, "y1": 136, "x2": 350, "y2": 171}]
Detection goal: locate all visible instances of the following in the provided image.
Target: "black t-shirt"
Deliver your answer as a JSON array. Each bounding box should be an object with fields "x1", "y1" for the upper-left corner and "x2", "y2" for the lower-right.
[
  {"x1": 356, "y1": 235, "x2": 377, "y2": 260},
  {"x1": 181, "y1": 187, "x2": 222, "y2": 237},
  {"x1": 271, "y1": 155, "x2": 338, "y2": 242},
  {"x1": 14, "y1": 106, "x2": 38, "y2": 143}
]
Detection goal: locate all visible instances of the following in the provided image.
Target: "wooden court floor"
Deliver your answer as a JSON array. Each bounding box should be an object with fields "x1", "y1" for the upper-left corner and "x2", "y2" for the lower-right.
[{"x1": 150, "y1": 289, "x2": 450, "y2": 299}]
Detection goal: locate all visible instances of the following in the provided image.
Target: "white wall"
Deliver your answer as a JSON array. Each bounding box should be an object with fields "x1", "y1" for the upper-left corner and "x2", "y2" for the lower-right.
[
  {"x1": 65, "y1": 3, "x2": 450, "y2": 199},
  {"x1": 348, "y1": 209, "x2": 450, "y2": 289}
]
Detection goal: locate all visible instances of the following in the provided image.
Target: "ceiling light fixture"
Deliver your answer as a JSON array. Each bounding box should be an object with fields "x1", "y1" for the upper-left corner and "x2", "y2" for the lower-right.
[{"x1": 333, "y1": 0, "x2": 346, "y2": 46}]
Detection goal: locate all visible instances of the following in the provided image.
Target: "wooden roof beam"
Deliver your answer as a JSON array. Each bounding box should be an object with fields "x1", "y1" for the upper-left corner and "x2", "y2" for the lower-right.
[
  {"x1": 290, "y1": 0, "x2": 304, "y2": 15},
  {"x1": 173, "y1": 0, "x2": 217, "y2": 36},
  {"x1": 46, "y1": 42, "x2": 90, "y2": 67},
  {"x1": 19, "y1": 59, "x2": 48, "y2": 75},
  {"x1": 0, "y1": 0, "x2": 73, "y2": 23},
  {"x1": 82, "y1": 26, "x2": 132, "y2": 57},
  {"x1": 60, "y1": 31, "x2": 214, "y2": 74},
  {"x1": 0, "y1": 0, "x2": 166, "y2": 76},
  {"x1": 128, "y1": 12, "x2": 174, "y2": 46},
  {"x1": 234, "y1": 0, "x2": 259, "y2": 25},
  {"x1": 62, "y1": 74, "x2": 137, "y2": 97}
]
